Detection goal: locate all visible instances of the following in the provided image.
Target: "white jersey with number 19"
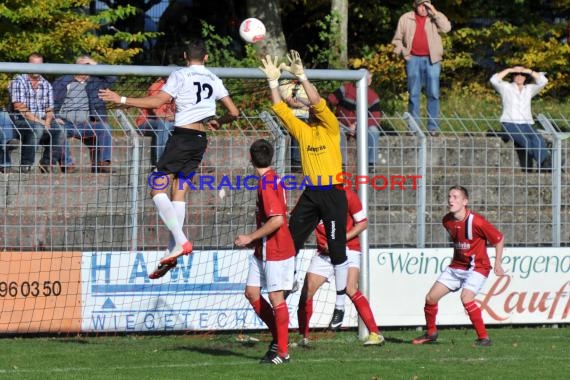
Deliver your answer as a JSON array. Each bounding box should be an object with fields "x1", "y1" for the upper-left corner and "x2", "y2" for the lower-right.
[{"x1": 161, "y1": 65, "x2": 230, "y2": 126}]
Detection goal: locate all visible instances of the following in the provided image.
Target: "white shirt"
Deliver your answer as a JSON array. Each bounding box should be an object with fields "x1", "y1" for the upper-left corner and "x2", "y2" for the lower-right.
[
  {"x1": 490, "y1": 73, "x2": 547, "y2": 124},
  {"x1": 162, "y1": 65, "x2": 230, "y2": 126}
]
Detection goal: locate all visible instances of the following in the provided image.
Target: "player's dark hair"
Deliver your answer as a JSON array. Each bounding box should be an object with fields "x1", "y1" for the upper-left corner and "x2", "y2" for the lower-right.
[
  {"x1": 250, "y1": 139, "x2": 274, "y2": 168},
  {"x1": 185, "y1": 38, "x2": 207, "y2": 61},
  {"x1": 449, "y1": 185, "x2": 469, "y2": 199}
]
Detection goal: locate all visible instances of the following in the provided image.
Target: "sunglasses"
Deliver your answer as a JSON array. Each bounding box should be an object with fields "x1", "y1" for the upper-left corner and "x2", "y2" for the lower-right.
[{"x1": 513, "y1": 72, "x2": 528, "y2": 76}]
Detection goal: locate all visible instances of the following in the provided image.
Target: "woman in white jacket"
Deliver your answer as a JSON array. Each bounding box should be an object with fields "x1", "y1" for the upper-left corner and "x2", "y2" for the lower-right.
[{"x1": 490, "y1": 66, "x2": 551, "y2": 172}]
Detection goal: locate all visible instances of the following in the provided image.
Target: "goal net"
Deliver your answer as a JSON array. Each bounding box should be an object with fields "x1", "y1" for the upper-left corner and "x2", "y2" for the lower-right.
[{"x1": 0, "y1": 67, "x2": 359, "y2": 335}]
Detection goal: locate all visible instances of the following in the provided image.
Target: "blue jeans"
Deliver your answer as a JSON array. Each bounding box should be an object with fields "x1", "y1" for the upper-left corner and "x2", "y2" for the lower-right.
[
  {"x1": 502, "y1": 122, "x2": 550, "y2": 167},
  {"x1": 340, "y1": 125, "x2": 381, "y2": 167},
  {"x1": 63, "y1": 120, "x2": 113, "y2": 166},
  {"x1": 137, "y1": 118, "x2": 173, "y2": 166},
  {"x1": 14, "y1": 118, "x2": 65, "y2": 166},
  {"x1": 0, "y1": 110, "x2": 15, "y2": 168},
  {"x1": 406, "y1": 56, "x2": 441, "y2": 132}
]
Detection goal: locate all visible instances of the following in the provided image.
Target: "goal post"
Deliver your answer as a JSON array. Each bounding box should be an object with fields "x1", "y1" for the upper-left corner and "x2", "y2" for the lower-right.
[{"x1": 0, "y1": 62, "x2": 371, "y2": 337}]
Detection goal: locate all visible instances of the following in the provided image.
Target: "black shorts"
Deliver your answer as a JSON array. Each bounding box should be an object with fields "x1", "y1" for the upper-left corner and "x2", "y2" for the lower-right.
[
  {"x1": 156, "y1": 127, "x2": 208, "y2": 178},
  {"x1": 289, "y1": 186, "x2": 348, "y2": 265}
]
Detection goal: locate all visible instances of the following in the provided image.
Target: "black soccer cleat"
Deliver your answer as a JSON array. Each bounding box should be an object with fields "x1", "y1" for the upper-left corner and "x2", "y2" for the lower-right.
[
  {"x1": 260, "y1": 352, "x2": 290, "y2": 365},
  {"x1": 328, "y1": 308, "x2": 345, "y2": 331},
  {"x1": 412, "y1": 332, "x2": 439, "y2": 345},
  {"x1": 475, "y1": 337, "x2": 492, "y2": 346},
  {"x1": 259, "y1": 341, "x2": 278, "y2": 362}
]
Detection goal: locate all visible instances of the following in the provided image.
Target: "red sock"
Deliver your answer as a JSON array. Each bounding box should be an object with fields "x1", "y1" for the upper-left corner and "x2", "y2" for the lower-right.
[
  {"x1": 463, "y1": 300, "x2": 487, "y2": 339},
  {"x1": 297, "y1": 298, "x2": 313, "y2": 338},
  {"x1": 350, "y1": 291, "x2": 380, "y2": 334},
  {"x1": 424, "y1": 303, "x2": 438, "y2": 335},
  {"x1": 250, "y1": 297, "x2": 277, "y2": 340},
  {"x1": 273, "y1": 302, "x2": 290, "y2": 356}
]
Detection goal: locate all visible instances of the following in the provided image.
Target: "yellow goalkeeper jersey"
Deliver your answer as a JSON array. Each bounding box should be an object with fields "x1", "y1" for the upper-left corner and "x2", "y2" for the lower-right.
[{"x1": 272, "y1": 98, "x2": 342, "y2": 186}]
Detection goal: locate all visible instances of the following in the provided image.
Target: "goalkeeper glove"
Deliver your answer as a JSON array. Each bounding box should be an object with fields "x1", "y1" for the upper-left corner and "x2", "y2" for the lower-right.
[
  {"x1": 259, "y1": 55, "x2": 281, "y2": 89},
  {"x1": 280, "y1": 50, "x2": 307, "y2": 82}
]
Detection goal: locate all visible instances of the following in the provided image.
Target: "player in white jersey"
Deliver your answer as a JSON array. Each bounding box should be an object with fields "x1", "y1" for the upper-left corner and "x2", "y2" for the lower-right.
[{"x1": 99, "y1": 38, "x2": 239, "y2": 279}]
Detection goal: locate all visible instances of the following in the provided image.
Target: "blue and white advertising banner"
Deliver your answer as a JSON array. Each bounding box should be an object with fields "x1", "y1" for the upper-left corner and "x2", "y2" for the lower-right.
[
  {"x1": 81, "y1": 250, "x2": 356, "y2": 332},
  {"x1": 369, "y1": 247, "x2": 570, "y2": 326},
  {"x1": 81, "y1": 247, "x2": 568, "y2": 332}
]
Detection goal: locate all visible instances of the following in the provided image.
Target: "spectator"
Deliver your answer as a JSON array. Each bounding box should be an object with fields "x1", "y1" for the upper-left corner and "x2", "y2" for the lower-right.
[
  {"x1": 0, "y1": 109, "x2": 17, "y2": 173},
  {"x1": 392, "y1": 0, "x2": 451, "y2": 135},
  {"x1": 9, "y1": 52, "x2": 65, "y2": 173},
  {"x1": 279, "y1": 80, "x2": 309, "y2": 172},
  {"x1": 53, "y1": 55, "x2": 115, "y2": 173},
  {"x1": 135, "y1": 76, "x2": 175, "y2": 168},
  {"x1": 327, "y1": 69, "x2": 383, "y2": 170},
  {"x1": 490, "y1": 66, "x2": 552, "y2": 172}
]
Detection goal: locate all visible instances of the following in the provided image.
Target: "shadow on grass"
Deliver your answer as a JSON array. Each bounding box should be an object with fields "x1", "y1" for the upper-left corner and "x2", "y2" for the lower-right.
[
  {"x1": 384, "y1": 335, "x2": 442, "y2": 345},
  {"x1": 168, "y1": 343, "x2": 263, "y2": 360}
]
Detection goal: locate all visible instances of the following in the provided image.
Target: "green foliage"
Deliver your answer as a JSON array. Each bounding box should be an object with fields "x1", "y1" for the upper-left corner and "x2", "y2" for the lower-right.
[
  {"x1": 350, "y1": 44, "x2": 407, "y2": 114},
  {"x1": 446, "y1": 21, "x2": 570, "y2": 98},
  {"x1": 198, "y1": 22, "x2": 273, "y2": 125},
  {"x1": 351, "y1": 20, "x2": 570, "y2": 114},
  {"x1": 0, "y1": 0, "x2": 158, "y2": 107},
  {"x1": 0, "y1": 0, "x2": 158, "y2": 64}
]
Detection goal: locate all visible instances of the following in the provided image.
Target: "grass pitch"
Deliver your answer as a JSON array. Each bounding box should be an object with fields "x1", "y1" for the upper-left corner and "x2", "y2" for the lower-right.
[{"x1": 0, "y1": 326, "x2": 568, "y2": 380}]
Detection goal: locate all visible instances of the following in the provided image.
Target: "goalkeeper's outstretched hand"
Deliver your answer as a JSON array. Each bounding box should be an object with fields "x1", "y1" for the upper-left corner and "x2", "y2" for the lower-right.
[
  {"x1": 259, "y1": 55, "x2": 281, "y2": 88},
  {"x1": 280, "y1": 50, "x2": 307, "y2": 81}
]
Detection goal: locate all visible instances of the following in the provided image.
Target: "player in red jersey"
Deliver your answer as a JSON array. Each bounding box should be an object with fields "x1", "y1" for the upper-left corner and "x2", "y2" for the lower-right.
[
  {"x1": 295, "y1": 188, "x2": 385, "y2": 346},
  {"x1": 412, "y1": 185, "x2": 504, "y2": 346},
  {"x1": 234, "y1": 139, "x2": 295, "y2": 365}
]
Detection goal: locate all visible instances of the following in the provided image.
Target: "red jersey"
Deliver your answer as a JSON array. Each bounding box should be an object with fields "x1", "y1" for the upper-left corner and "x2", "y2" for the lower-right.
[
  {"x1": 316, "y1": 189, "x2": 367, "y2": 254},
  {"x1": 442, "y1": 209, "x2": 503, "y2": 276},
  {"x1": 254, "y1": 170, "x2": 295, "y2": 261}
]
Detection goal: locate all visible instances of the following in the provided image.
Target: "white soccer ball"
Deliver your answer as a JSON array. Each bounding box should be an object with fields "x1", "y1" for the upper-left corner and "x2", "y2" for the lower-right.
[{"x1": 239, "y1": 18, "x2": 266, "y2": 43}]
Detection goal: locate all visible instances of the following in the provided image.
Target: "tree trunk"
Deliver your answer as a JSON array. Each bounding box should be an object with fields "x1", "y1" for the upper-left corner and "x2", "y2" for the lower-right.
[
  {"x1": 246, "y1": 0, "x2": 287, "y2": 57},
  {"x1": 330, "y1": 0, "x2": 348, "y2": 68}
]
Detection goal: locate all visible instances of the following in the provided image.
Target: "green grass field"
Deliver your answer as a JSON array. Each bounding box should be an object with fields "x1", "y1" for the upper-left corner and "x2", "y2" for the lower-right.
[{"x1": 1, "y1": 326, "x2": 568, "y2": 380}]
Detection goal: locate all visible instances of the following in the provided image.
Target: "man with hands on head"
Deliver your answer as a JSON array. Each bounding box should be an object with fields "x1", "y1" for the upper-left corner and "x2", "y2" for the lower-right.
[
  {"x1": 259, "y1": 50, "x2": 349, "y2": 307},
  {"x1": 392, "y1": 0, "x2": 451, "y2": 135}
]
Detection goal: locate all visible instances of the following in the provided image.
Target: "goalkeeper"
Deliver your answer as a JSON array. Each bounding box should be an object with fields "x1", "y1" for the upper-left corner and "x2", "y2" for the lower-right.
[{"x1": 259, "y1": 51, "x2": 349, "y2": 302}]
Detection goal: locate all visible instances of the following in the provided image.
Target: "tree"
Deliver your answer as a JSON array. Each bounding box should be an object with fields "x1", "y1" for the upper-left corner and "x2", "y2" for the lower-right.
[
  {"x1": 330, "y1": 0, "x2": 348, "y2": 68},
  {"x1": 246, "y1": 0, "x2": 287, "y2": 57}
]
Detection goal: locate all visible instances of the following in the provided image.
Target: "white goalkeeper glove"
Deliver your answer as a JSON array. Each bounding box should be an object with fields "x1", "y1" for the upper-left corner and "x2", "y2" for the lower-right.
[
  {"x1": 280, "y1": 50, "x2": 307, "y2": 82},
  {"x1": 259, "y1": 55, "x2": 282, "y2": 89}
]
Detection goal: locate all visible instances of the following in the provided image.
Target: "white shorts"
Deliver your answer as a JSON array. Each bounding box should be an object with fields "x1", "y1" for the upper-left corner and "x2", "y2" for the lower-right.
[
  {"x1": 246, "y1": 254, "x2": 295, "y2": 292},
  {"x1": 436, "y1": 267, "x2": 488, "y2": 294},
  {"x1": 306, "y1": 250, "x2": 361, "y2": 282}
]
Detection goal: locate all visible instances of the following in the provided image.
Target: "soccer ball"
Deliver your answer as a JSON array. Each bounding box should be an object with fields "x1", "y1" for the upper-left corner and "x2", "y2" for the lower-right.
[{"x1": 239, "y1": 18, "x2": 266, "y2": 43}]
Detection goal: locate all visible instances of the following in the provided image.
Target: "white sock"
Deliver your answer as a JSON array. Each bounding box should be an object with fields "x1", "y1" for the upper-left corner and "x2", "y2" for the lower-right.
[
  {"x1": 152, "y1": 193, "x2": 187, "y2": 246},
  {"x1": 335, "y1": 294, "x2": 346, "y2": 310},
  {"x1": 168, "y1": 201, "x2": 186, "y2": 251},
  {"x1": 333, "y1": 261, "x2": 348, "y2": 305}
]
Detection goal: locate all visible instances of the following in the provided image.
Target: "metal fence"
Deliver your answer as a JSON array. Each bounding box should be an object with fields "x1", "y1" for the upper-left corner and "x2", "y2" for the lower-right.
[{"x1": 1, "y1": 63, "x2": 569, "y2": 253}]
